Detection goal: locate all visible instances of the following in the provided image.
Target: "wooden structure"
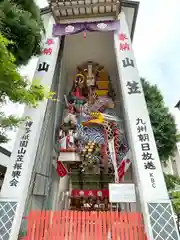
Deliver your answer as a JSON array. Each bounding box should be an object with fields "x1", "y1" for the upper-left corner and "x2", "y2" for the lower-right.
[
  {"x1": 22, "y1": 210, "x2": 147, "y2": 239},
  {"x1": 48, "y1": 0, "x2": 121, "y2": 22}
]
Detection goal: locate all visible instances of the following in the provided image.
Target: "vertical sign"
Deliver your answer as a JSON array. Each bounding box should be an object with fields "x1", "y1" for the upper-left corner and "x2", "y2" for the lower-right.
[
  {"x1": 114, "y1": 12, "x2": 179, "y2": 239},
  {"x1": 0, "y1": 16, "x2": 61, "y2": 240},
  {"x1": 1, "y1": 20, "x2": 60, "y2": 198},
  {"x1": 9, "y1": 120, "x2": 33, "y2": 188},
  {"x1": 114, "y1": 12, "x2": 168, "y2": 202}
]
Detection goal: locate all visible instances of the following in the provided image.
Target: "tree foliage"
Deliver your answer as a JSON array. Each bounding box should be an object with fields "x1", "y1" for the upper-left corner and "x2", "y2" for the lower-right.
[
  {"x1": 13, "y1": 0, "x2": 43, "y2": 25},
  {"x1": 0, "y1": 2, "x2": 51, "y2": 144},
  {"x1": 142, "y1": 79, "x2": 180, "y2": 221},
  {"x1": 0, "y1": 0, "x2": 43, "y2": 65},
  {"x1": 0, "y1": 35, "x2": 46, "y2": 105},
  {"x1": 170, "y1": 191, "x2": 180, "y2": 215},
  {"x1": 166, "y1": 175, "x2": 180, "y2": 218},
  {"x1": 164, "y1": 173, "x2": 180, "y2": 218},
  {"x1": 141, "y1": 78, "x2": 178, "y2": 161},
  {"x1": 164, "y1": 173, "x2": 180, "y2": 191}
]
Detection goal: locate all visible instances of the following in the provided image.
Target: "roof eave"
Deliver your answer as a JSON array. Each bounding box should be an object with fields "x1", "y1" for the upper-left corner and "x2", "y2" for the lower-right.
[{"x1": 40, "y1": 1, "x2": 139, "y2": 41}]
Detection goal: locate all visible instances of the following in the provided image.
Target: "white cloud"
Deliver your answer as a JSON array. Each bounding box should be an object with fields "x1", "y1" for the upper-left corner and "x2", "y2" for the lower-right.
[
  {"x1": 133, "y1": 0, "x2": 180, "y2": 131},
  {"x1": 36, "y1": 0, "x2": 48, "y2": 8},
  {"x1": 133, "y1": 0, "x2": 180, "y2": 108}
]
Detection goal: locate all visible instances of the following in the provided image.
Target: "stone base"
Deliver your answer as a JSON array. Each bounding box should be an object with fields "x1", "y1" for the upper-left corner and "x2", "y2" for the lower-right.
[{"x1": 58, "y1": 152, "x2": 81, "y2": 162}]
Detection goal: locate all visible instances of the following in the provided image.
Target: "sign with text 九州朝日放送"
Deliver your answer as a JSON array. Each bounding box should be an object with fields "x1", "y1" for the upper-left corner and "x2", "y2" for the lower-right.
[{"x1": 114, "y1": 13, "x2": 169, "y2": 202}]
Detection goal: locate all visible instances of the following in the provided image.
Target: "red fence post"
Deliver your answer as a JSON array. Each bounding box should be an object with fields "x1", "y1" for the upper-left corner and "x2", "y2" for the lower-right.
[{"x1": 24, "y1": 210, "x2": 148, "y2": 240}]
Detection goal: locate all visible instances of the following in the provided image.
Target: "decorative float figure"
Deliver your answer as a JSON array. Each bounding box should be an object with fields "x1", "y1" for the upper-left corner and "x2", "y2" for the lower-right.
[{"x1": 57, "y1": 61, "x2": 130, "y2": 182}]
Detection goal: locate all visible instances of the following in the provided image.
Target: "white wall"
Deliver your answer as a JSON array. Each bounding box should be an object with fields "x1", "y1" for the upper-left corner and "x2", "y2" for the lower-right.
[
  {"x1": 0, "y1": 151, "x2": 10, "y2": 168},
  {"x1": 172, "y1": 145, "x2": 180, "y2": 176},
  {"x1": 122, "y1": 6, "x2": 135, "y2": 35},
  {"x1": 162, "y1": 147, "x2": 180, "y2": 177},
  {"x1": 161, "y1": 108, "x2": 180, "y2": 177},
  {"x1": 41, "y1": 12, "x2": 52, "y2": 29},
  {"x1": 0, "y1": 149, "x2": 9, "y2": 191},
  {"x1": 162, "y1": 157, "x2": 174, "y2": 175}
]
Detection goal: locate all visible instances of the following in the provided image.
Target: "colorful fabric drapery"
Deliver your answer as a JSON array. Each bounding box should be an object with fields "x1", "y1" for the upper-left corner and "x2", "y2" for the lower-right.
[{"x1": 53, "y1": 21, "x2": 120, "y2": 36}]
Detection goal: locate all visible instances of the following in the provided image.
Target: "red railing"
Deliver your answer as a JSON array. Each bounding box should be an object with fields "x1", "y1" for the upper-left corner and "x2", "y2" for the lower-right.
[{"x1": 23, "y1": 210, "x2": 148, "y2": 239}]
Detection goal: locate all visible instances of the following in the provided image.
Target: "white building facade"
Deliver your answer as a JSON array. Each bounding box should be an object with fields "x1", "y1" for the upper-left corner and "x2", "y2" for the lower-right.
[
  {"x1": 162, "y1": 143, "x2": 180, "y2": 177},
  {"x1": 0, "y1": 1, "x2": 179, "y2": 240},
  {"x1": 0, "y1": 147, "x2": 10, "y2": 192}
]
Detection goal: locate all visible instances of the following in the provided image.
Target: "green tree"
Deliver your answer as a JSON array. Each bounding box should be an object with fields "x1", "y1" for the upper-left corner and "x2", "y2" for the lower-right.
[
  {"x1": 0, "y1": 0, "x2": 43, "y2": 65},
  {"x1": 142, "y1": 79, "x2": 180, "y2": 221},
  {"x1": 142, "y1": 78, "x2": 178, "y2": 161},
  {"x1": 0, "y1": 0, "x2": 51, "y2": 144},
  {"x1": 170, "y1": 191, "x2": 180, "y2": 233},
  {"x1": 0, "y1": 33, "x2": 50, "y2": 144},
  {"x1": 169, "y1": 189, "x2": 180, "y2": 231},
  {"x1": 164, "y1": 174, "x2": 180, "y2": 229},
  {"x1": 164, "y1": 173, "x2": 180, "y2": 191},
  {"x1": 170, "y1": 191, "x2": 180, "y2": 214}
]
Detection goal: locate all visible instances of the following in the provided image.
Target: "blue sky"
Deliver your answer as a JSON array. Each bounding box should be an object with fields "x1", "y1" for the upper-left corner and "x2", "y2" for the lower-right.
[{"x1": 1, "y1": 0, "x2": 180, "y2": 150}]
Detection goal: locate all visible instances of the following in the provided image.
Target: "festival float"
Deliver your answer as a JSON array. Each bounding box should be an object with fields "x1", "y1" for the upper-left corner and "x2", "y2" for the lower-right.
[
  {"x1": 55, "y1": 60, "x2": 131, "y2": 210},
  {"x1": 0, "y1": 1, "x2": 178, "y2": 239}
]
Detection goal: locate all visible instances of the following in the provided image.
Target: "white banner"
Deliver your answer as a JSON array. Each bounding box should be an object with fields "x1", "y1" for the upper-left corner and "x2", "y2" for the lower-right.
[
  {"x1": 108, "y1": 138, "x2": 119, "y2": 183},
  {"x1": 0, "y1": 17, "x2": 61, "y2": 200},
  {"x1": 114, "y1": 12, "x2": 169, "y2": 202},
  {"x1": 109, "y1": 183, "x2": 136, "y2": 203}
]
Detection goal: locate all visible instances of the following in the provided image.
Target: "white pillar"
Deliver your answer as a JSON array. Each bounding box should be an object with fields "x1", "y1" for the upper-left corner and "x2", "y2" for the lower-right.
[
  {"x1": 114, "y1": 12, "x2": 179, "y2": 239},
  {"x1": 0, "y1": 16, "x2": 61, "y2": 240},
  {"x1": 56, "y1": 175, "x2": 70, "y2": 210},
  {"x1": 174, "y1": 143, "x2": 180, "y2": 177}
]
